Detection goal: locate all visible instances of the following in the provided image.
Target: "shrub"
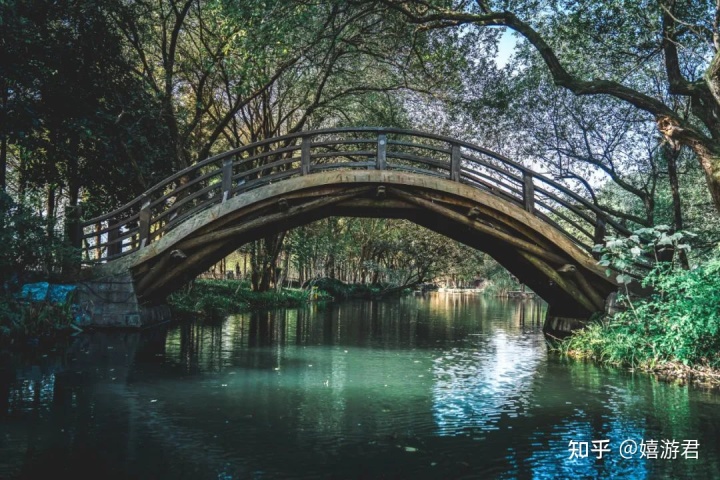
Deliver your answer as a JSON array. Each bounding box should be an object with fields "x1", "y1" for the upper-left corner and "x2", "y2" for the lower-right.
[
  {"x1": 0, "y1": 191, "x2": 73, "y2": 286},
  {"x1": 0, "y1": 295, "x2": 74, "y2": 341},
  {"x1": 168, "y1": 279, "x2": 329, "y2": 318},
  {"x1": 560, "y1": 227, "x2": 720, "y2": 368}
]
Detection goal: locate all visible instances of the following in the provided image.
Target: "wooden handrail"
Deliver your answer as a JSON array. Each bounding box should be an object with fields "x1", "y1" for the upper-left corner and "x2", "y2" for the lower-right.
[{"x1": 80, "y1": 127, "x2": 630, "y2": 263}]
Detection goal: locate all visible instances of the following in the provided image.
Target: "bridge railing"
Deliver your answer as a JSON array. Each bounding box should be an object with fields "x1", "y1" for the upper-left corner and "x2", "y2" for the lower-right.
[{"x1": 79, "y1": 127, "x2": 631, "y2": 263}]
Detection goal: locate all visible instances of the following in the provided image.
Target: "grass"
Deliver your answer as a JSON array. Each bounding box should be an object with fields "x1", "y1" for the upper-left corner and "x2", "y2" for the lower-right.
[
  {"x1": 552, "y1": 256, "x2": 720, "y2": 388},
  {"x1": 167, "y1": 279, "x2": 332, "y2": 319},
  {"x1": 0, "y1": 295, "x2": 76, "y2": 345}
]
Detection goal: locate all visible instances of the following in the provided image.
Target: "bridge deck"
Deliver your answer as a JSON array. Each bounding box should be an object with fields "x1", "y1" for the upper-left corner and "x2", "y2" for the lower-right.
[{"x1": 77, "y1": 128, "x2": 631, "y2": 264}]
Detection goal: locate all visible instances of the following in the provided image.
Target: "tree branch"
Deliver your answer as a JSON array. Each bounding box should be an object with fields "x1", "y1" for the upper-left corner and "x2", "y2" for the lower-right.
[{"x1": 380, "y1": 1, "x2": 711, "y2": 141}]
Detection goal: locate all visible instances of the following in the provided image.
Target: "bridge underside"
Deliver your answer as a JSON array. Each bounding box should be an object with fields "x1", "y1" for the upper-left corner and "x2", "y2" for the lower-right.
[{"x1": 86, "y1": 171, "x2": 617, "y2": 333}]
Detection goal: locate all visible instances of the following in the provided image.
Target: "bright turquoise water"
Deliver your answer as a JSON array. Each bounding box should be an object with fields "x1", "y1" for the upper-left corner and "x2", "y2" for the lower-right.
[{"x1": 2, "y1": 294, "x2": 719, "y2": 479}]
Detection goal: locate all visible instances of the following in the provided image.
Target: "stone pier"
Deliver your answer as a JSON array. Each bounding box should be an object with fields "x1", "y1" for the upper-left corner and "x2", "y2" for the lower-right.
[{"x1": 75, "y1": 272, "x2": 172, "y2": 328}]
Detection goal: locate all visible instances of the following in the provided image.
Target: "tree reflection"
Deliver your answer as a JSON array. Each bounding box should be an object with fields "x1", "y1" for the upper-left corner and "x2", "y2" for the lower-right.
[{"x1": 3, "y1": 296, "x2": 719, "y2": 479}]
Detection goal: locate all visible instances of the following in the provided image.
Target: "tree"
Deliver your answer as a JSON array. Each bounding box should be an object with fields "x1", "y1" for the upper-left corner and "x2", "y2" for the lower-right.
[
  {"x1": 0, "y1": 191, "x2": 69, "y2": 285},
  {"x1": 380, "y1": 0, "x2": 720, "y2": 214},
  {"x1": 284, "y1": 218, "x2": 487, "y2": 289},
  {"x1": 208, "y1": 0, "x2": 478, "y2": 291},
  {"x1": 523, "y1": 77, "x2": 665, "y2": 228},
  {"x1": 1, "y1": 0, "x2": 174, "y2": 214}
]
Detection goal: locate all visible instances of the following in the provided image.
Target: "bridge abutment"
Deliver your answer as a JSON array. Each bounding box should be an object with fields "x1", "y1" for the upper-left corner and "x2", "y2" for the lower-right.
[
  {"x1": 542, "y1": 291, "x2": 622, "y2": 338},
  {"x1": 76, "y1": 272, "x2": 172, "y2": 328},
  {"x1": 542, "y1": 305, "x2": 591, "y2": 338}
]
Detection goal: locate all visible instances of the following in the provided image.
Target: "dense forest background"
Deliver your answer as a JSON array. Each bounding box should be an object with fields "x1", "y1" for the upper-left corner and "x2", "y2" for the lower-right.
[{"x1": 2, "y1": 0, "x2": 719, "y2": 293}]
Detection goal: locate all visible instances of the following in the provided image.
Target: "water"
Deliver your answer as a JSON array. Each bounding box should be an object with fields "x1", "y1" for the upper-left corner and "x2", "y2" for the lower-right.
[{"x1": 2, "y1": 294, "x2": 720, "y2": 479}]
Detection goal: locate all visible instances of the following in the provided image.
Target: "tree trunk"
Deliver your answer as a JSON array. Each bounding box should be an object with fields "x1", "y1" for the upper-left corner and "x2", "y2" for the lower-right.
[
  {"x1": 46, "y1": 184, "x2": 56, "y2": 274},
  {"x1": 327, "y1": 253, "x2": 336, "y2": 279},
  {"x1": 282, "y1": 249, "x2": 290, "y2": 288},
  {"x1": 253, "y1": 233, "x2": 286, "y2": 292},
  {"x1": 0, "y1": 84, "x2": 7, "y2": 191},
  {"x1": 696, "y1": 147, "x2": 720, "y2": 215},
  {"x1": 0, "y1": 129, "x2": 6, "y2": 192},
  {"x1": 259, "y1": 265, "x2": 273, "y2": 291},
  {"x1": 46, "y1": 184, "x2": 56, "y2": 240},
  {"x1": 251, "y1": 241, "x2": 261, "y2": 291},
  {"x1": 665, "y1": 144, "x2": 689, "y2": 269}
]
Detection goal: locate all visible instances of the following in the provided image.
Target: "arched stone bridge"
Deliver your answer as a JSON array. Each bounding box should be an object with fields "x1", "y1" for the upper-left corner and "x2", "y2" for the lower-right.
[{"x1": 75, "y1": 128, "x2": 629, "y2": 333}]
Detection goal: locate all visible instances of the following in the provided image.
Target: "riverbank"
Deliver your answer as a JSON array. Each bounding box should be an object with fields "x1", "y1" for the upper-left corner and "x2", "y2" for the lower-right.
[
  {"x1": 554, "y1": 319, "x2": 720, "y2": 390},
  {"x1": 310, "y1": 277, "x2": 412, "y2": 299},
  {"x1": 167, "y1": 279, "x2": 333, "y2": 319},
  {"x1": 552, "y1": 253, "x2": 720, "y2": 390},
  {"x1": 167, "y1": 277, "x2": 420, "y2": 319},
  {"x1": 557, "y1": 337, "x2": 720, "y2": 390},
  {"x1": 0, "y1": 293, "x2": 78, "y2": 348},
  {"x1": 169, "y1": 276, "x2": 435, "y2": 319}
]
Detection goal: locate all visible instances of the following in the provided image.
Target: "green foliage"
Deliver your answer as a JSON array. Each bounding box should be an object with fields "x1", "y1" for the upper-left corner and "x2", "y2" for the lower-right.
[
  {"x1": 286, "y1": 218, "x2": 487, "y2": 288},
  {"x1": 307, "y1": 278, "x2": 352, "y2": 300},
  {"x1": 0, "y1": 295, "x2": 74, "y2": 341},
  {"x1": 560, "y1": 250, "x2": 720, "y2": 369},
  {"x1": 168, "y1": 279, "x2": 328, "y2": 319},
  {"x1": 593, "y1": 225, "x2": 695, "y2": 282},
  {"x1": 307, "y1": 277, "x2": 390, "y2": 300},
  {"x1": 0, "y1": 191, "x2": 73, "y2": 285},
  {"x1": 481, "y1": 263, "x2": 521, "y2": 296},
  {"x1": 561, "y1": 226, "x2": 720, "y2": 369},
  {"x1": 2, "y1": 0, "x2": 174, "y2": 210},
  {"x1": 653, "y1": 157, "x2": 720, "y2": 250},
  {"x1": 0, "y1": 190, "x2": 78, "y2": 342}
]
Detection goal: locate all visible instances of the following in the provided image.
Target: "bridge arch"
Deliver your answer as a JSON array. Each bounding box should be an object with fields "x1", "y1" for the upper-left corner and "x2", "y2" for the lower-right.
[{"x1": 78, "y1": 128, "x2": 625, "y2": 330}]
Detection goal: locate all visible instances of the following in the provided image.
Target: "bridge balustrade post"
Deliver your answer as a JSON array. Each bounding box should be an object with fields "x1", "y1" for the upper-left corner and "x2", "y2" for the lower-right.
[
  {"x1": 301, "y1": 137, "x2": 311, "y2": 175},
  {"x1": 593, "y1": 216, "x2": 607, "y2": 259},
  {"x1": 95, "y1": 222, "x2": 102, "y2": 260},
  {"x1": 523, "y1": 171, "x2": 535, "y2": 214},
  {"x1": 107, "y1": 217, "x2": 121, "y2": 258},
  {"x1": 450, "y1": 144, "x2": 461, "y2": 181},
  {"x1": 138, "y1": 196, "x2": 152, "y2": 248},
  {"x1": 376, "y1": 133, "x2": 387, "y2": 170},
  {"x1": 222, "y1": 158, "x2": 233, "y2": 202}
]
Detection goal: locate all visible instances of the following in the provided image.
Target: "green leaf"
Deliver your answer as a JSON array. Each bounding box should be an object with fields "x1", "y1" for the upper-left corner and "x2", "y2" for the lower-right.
[{"x1": 616, "y1": 274, "x2": 632, "y2": 284}]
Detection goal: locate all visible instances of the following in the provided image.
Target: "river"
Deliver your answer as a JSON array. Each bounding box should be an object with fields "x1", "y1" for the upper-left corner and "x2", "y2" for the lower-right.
[{"x1": 2, "y1": 294, "x2": 720, "y2": 479}]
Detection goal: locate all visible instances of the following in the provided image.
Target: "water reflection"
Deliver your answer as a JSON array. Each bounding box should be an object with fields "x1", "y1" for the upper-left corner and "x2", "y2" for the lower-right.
[
  {"x1": 2, "y1": 295, "x2": 720, "y2": 479},
  {"x1": 432, "y1": 330, "x2": 545, "y2": 435}
]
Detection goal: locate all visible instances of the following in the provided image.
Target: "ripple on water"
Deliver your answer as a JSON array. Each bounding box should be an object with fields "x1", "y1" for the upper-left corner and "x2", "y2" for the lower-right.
[
  {"x1": 3, "y1": 296, "x2": 720, "y2": 479},
  {"x1": 432, "y1": 331, "x2": 545, "y2": 436}
]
